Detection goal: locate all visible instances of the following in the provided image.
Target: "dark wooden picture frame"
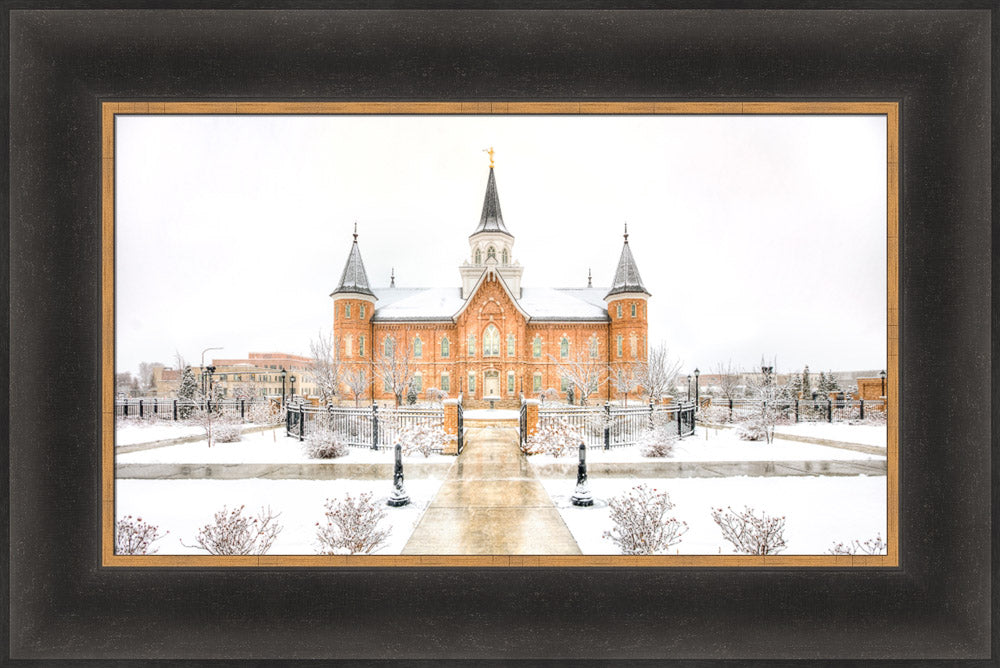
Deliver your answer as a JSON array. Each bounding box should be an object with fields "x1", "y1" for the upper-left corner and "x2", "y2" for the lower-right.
[{"x1": 6, "y1": 6, "x2": 993, "y2": 662}]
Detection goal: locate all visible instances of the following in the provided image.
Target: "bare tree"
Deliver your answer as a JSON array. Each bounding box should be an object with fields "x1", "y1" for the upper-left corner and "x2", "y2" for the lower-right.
[
  {"x1": 714, "y1": 359, "x2": 743, "y2": 401},
  {"x1": 376, "y1": 337, "x2": 415, "y2": 407},
  {"x1": 740, "y1": 357, "x2": 792, "y2": 444},
  {"x1": 638, "y1": 343, "x2": 683, "y2": 403},
  {"x1": 550, "y1": 351, "x2": 606, "y2": 406},
  {"x1": 307, "y1": 330, "x2": 343, "y2": 405},
  {"x1": 343, "y1": 366, "x2": 370, "y2": 407},
  {"x1": 609, "y1": 362, "x2": 642, "y2": 406}
]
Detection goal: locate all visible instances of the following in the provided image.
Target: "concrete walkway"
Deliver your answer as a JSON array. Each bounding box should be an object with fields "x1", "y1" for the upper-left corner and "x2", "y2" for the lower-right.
[{"x1": 402, "y1": 424, "x2": 581, "y2": 555}]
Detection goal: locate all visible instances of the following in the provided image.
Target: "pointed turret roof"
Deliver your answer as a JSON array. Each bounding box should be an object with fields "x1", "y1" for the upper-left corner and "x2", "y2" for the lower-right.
[
  {"x1": 331, "y1": 224, "x2": 376, "y2": 298},
  {"x1": 605, "y1": 224, "x2": 650, "y2": 299},
  {"x1": 470, "y1": 167, "x2": 512, "y2": 237}
]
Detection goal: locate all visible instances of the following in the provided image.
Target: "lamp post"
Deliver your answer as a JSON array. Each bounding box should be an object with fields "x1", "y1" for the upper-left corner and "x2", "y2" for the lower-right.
[
  {"x1": 686, "y1": 375, "x2": 691, "y2": 401},
  {"x1": 200, "y1": 346, "x2": 222, "y2": 396},
  {"x1": 290, "y1": 375, "x2": 296, "y2": 403},
  {"x1": 205, "y1": 365, "x2": 216, "y2": 403},
  {"x1": 693, "y1": 368, "x2": 700, "y2": 409},
  {"x1": 879, "y1": 369, "x2": 886, "y2": 398},
  {"x1": 280, "y1": 368, "x2": 287, "y2": 408}
]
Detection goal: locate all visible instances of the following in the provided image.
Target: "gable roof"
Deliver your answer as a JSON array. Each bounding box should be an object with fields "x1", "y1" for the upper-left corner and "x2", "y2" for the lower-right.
[
  {"x1": 331, "y1": 232, "x2": 375, "y2": 298},
  {"x1": 470, "y1": 167, "x2": 512, "y2": 237}
]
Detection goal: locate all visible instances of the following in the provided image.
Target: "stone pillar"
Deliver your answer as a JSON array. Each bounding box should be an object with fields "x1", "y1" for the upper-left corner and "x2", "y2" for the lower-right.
[
  {"x1": 524, "y1": 398, "x2": 540, "y2": 437},
  {"x1": 442, "y1": 398, "x2": 459, "y2": 455}
]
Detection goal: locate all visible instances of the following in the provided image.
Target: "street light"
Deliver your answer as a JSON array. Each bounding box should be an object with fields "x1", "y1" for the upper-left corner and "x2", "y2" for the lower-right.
[
  {"x1": 201, "y1": 346, "x2": 222, "y2": 395},
  {"x1": 280, "y1": 368, "x2": 287, "y2": 408},
  {"x1": 880, "y1": 369, "x2": 887, "y2": 398},
  {"x1": 693, "y1": 368, "x2": 700, "y2": 409},
  {"x1": 205, "y1": 365, "x2": 216, "y2": 403},
  {"x1": 686, "y1": 374, "x2": 691, "y2": 401},
  {"x1": 290, "y1": 375, "x2": 296, "y2": 403}
]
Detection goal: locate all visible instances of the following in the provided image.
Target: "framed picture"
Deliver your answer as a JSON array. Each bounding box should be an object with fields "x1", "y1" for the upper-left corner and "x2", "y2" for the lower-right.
[{"x1": 7, "y1": 6, "x2": 992, "y2": 663}]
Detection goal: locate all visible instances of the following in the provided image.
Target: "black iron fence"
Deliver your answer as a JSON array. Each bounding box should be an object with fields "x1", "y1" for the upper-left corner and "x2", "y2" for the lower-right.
[
  {"x1": 456, "y1": 397, "x2": 465, "y2": 454},
  {"x1": 537, "y1": 401, "x2": 697, "y2": 449},
  {"x1": 114, "y1": 398, "x2": 272, "y2": 421},
  {"x1": 706, "y1": 398, "x2": 887, "y2": 424},
  {"x1": 285, "y1": 403, "x2": 446, "y2": 452}
]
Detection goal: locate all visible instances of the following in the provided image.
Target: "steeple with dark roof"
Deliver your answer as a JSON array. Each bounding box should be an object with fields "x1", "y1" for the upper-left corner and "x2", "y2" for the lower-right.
[
  {"x1": 605, "y1": 223, "x2": 650, "y2": 299},
  {"x1": 470, "y1": 166, "x2": 512, "y2": 238},
  {"x1": 331, "y1": 223, "x2": 376, "y2": 298}
]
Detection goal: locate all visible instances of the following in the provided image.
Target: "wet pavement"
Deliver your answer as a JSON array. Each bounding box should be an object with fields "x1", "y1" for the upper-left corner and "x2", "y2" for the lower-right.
[{"x1": 402, "y1": 425, "x2": 581, "y2": 555}]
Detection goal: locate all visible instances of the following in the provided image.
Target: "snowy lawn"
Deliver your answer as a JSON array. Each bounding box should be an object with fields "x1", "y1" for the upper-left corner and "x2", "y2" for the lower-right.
[
  {"x1": 116, "y1": 429, "x2": 454, "y2": 465},
  {"x1": 116, "y1": 478, "x2": 441, "y2": 555},
  {"x1": 116, "y1": 420, "x2": 265, "y2": 446},
  {"x1": 527, "y1": 427, "x2": 885, "y2": 466},
  {"x1": 542, "y1": 475, "x2": 887, "y2": 555},
  {"x1": 773, "y1": 422, "x2": 887, "y2": 448}
]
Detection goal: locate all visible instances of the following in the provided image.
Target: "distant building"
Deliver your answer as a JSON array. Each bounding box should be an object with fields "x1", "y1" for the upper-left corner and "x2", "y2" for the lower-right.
[
  {"x1": 150, "y1": 352, "x2": 317, "y2": 400},
  {"x1": 331, "y1": 159, "x2": 651, "y2": 406}
]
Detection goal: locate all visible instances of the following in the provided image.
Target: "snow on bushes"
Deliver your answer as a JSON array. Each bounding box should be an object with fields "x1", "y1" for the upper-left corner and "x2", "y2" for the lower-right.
[
  {"x1": 637, "y1": 413, "x2": 679, "y2": 458},
  {"x1": 697, "y1": 404, "x2": 731, "y2": 425},
  {"x1": 183, "y1": 505, "x2": 282, "y2": 555},
  {"x1": 398, "y1": 422, "x2": 447, "y2": 458},
  {"x1": 213, "y1": 417, "x2": 243, "y2": 443},
  {"x1": 248, "y1": 400, "x2": 284, "y2": 425},
  {"x1": 711, "y1": 505, "x2": 787, "y2": 555},
  {"x1": 736, "y1": 416, "x2": 770, "y2": 442},
  {"x1": 521, "y1": 419, "x2": 582, "y2": 457},
  {"x1": 602, "y1": 484, "x2": 688, "y2": 555},
  {"x1": 115, "y1": 515, "x2": 167, "y2": 555},
  {"x1": 304, "y1": 425, "x2": 350, "y2": 459},
  {"x1": 315, "y1": 492, "x2": 390, "y2": 555},
  {"x1": 827, "y1": 533, "x2": 886, "y2": 556}
]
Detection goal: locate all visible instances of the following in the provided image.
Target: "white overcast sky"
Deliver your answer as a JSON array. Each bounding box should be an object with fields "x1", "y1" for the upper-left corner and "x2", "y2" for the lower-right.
[{"x1": 116, "y1": 114, "x2": 887, "y2": 376}]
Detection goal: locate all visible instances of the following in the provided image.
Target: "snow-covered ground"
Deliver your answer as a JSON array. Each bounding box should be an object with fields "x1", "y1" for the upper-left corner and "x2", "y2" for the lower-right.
[
  {"x1": 116, "y1": 421, "x2": 215, "y2": 446},
  {"x1": 773, "y1": 422, "x2": 887, "y2": 448},
  {"x1": 542, "y1": 475, "x2": 887, "y2": 555},
  {"x1": 528, "y1": 427, "x2": 885, "y2": 465},
  {"x1": 116, "y1": 478, "x2": 441, "y2": 555},
  {"x1": 116, "y1": 429, "x2": 453, "y2": 465}
]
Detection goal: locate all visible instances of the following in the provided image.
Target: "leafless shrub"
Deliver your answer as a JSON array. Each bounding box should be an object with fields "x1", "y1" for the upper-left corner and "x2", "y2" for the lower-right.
[
  {"x1": 248, "y1": 400, "x2": 284, "y2": 425},
  {"x1": 827, "y1": 533, "x2": 887, "y2": 556},
  {"x1": 697, "y1": 404, "x2": 731, "y2": 425},
  {"x1": 602, "y1": 484, "x2": 688, "y2": 555},
  {"x1": 304, "y1": 426, "x2": 350, "y2": 459},
  {"x1": 521, "y1": 419, "x2": 582, "y2": 457},
  {"x1": 183, "y1": 505, "x2": 282, "y2": 555},
  {"x1": 316, "y1": 492, "x2": 390, "y2": 555},
  {"x1": 115, "y1": 515, "x2": 168, "y2": 555},
  {"x1": 736, "y1": 415, "x2": 770, "y2": 442},
  {"x1": 398, "y1": 421, "x2": 447, "y2": 458},
  {"x1": 213, "y1": 417, "x2": 243, "y2": 443},
  {"x1": 424, "y1": 387, "x2": 448, "y2": 405},
  {"x1": 711, "y1": 505, "x2": 787, "y2": 555}
]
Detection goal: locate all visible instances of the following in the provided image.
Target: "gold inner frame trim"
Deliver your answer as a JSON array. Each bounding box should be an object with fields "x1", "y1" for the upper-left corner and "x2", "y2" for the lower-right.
[{"x1": 102, "y1": 101, "x2": 899, "y2": 568}]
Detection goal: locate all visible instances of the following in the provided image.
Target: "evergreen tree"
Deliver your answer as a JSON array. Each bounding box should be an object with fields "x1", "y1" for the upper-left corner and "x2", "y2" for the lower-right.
[
  {"x1": 801, "y1": 365, "x2": 811, "y2": 399},
  {"x1": 178, "y1": 365, "x2": 198, "y2": 418},
  {"x1": 824, "y1": 371, "x2": 841, "y2": 394},
  {"x1": 817, "y1": 371, "x2": 828, "y2": 397}
]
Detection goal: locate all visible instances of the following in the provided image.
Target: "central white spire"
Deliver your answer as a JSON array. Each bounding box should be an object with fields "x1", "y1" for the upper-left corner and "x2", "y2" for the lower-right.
[{"x1": 460, "y1": 159, "x2": 523, "y2": 299}]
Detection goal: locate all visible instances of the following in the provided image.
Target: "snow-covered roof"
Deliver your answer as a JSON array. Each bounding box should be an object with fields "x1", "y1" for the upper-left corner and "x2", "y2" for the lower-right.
[
  {"x1": 605, "y1": 229, "x2": 650, "y2": 298},
  {"x1": 470, "y1": 167, "x2": 512, "y2": 238},
  {"x1": 332, "y1": 234, "x2": 376, "y2": 298},
  {"x1": 371, "y1": 286, "x2": 610, "y2": 322}
]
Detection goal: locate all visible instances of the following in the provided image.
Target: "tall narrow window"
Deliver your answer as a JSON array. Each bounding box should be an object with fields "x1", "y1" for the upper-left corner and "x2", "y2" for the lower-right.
[
  {"x1": 589, "y1": 335, "x2": 599, "y2": 358},
  {"x1": 475, "y1": 249, "x2": 482, "y2": 265},
  {"x1": 631, "y1": 303, "x2": 637, "y2": 317},
  {"x1": 359, "y1": 304, "x2": 365, "y2": 319},
  {"x1": 359, "y1": 335, "x2": 365, "y2": 358},
  {"x1": 467, "y1": 334, "x2": 476, "y2": 356},
  {"x1": 532, "y1": 335, "x2": 542, "y2": 358},
  {"x1": 616, "y1": 303, "x2": 622, "y2": 319},
  {"x1": 413, "y1": 335, "x2": 422, "y2": 358},
  {"x1": 487, "y1": 246, "x2": 496, "y2": 261},
  {"x1": 344, "y1": 334, "x2": 353, "y2": 358},
  {"x1": 468, "y1": 373, "x2": 476, "y2": 393},
  {"x1": 384, "y1": 336, "x2": 395, "y2": 357},
  {"x1": 440, "y1": 373, "x2": 450, "y2": 392},
  {"x1": 617, "y1": 335, "x2": 623, "y2": 358},
  {"x1": 561, "y1": 377, "x2": 570, "y2": 393},
  {"x1": 507, "y1": 333, "x2": 516, "y2": 357},
  {"x1": 384, "y1": 376, "x2": 392, "y2": 392},
  {"x1": 507, "y1": 371, "x2": 515, "y2": 394},
  {"x1": 560, "y1": 336, "x2": 569, "y2": 358},
  {"x1": 630, "y1": 333, "x2": 638, "y2": 358},
  {"x1": 501, "y1": 249, "x2": 509, "y2": 265},
  {"x1": 412, "y1": 374, "x2": 422, "y2": 392},
  {"x1": 345, "y1": 303, "x2": 351, "y2": 318},
  {"x1": 483, "y1": 325, "x2": 500, "y2": 357},
  {"x1": 532, "y1": 373, "x2": 542, "y2": 393},
  {"x1": 441, "y1": 336, "x2": 450, "y2": 358}
]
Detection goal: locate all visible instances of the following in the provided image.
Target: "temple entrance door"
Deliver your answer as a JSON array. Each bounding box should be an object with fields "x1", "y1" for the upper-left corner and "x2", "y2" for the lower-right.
[{"x1": 483, "y1": 370, "x2": 500, "y2": 397}]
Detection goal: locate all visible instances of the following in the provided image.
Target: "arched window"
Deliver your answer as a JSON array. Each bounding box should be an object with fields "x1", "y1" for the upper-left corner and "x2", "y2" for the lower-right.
[
  {"x1": 344, "y1": 334, "x2": 353, "y2": 358},
  {"x1": 359, "y1": 335, "x2": 365, "y2": 358},
  {"x1": 631, "y1": 303, "x2": 637, "y2": 318},
  {"x1": 532, "y1": 373, "x2": 542, "y2": 393},
  {"x1": 384, "y1": 336, "x2": 395, "y2": 357},
  {"x1": 560, "y1": 336, "x2": 569, "y2": 358},
  {"x1": 413, "y1": 335, "x2": 422, "y2": 358},
  {"x1": 467, "y1": 334, "x2": 475, "y2": 356},
  {"x1": 532, "y1": 335, "x2": 542, "y2": 358},
  {"x1": 507, "y1": 333, "x2": 516, "y2": 357},
  {"x1": 483, "y1": 325, "x2": 500, "y2": 357},
  {"x1": 589, "y1": 335, "x2": 599, "y2": 358},
  {"x1": 359, "y1": 304, "x2": 365, "y2": 319},
  {"x1": 616, "y1": 303, "x2": 622, "y2": 319},
  {"x1": 501, "y1": 249, "x2": 509, "y2": 265},
  {"x1": 487, "y1": 246, "x2": 496, "y2": 261},
  {"x1": 345, "y1": 302, "x2": 351, "y2": 318},
  {"x1": 616, "y1": 335, "x2": 623, "y2": 358},
  {"x1": 412, "y1": 373, "x2": 423, "y2": 392},
  {"x1": 475, "y1": 249, "x2": 482, "y2": 265},
  {"x1": 441, "y1": 336, "x2": 450, "y2": 358}
]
